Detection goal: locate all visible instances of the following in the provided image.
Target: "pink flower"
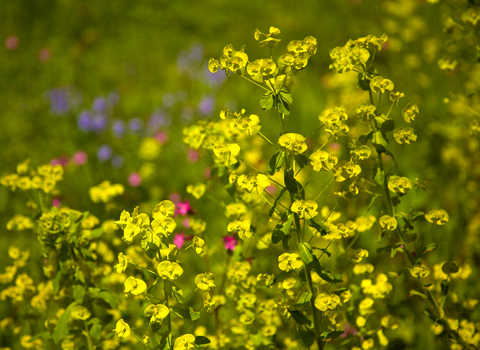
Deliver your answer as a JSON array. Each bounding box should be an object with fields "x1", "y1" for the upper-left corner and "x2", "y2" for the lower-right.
[
  {"x1": 265, "y1": 185, "x2": 277, "y2": 195},
  {"x1": 6, "y1": 36, "x2": 19, "y2": 50},
  {"x1": 182, "y1": 218, "x2": 191, "y2": 228},
  {"x1": 187, "y1": 149, "x2": 200, "y2": 163},
  {"x1": 39, "y1": 48, "x2": 51, "y2": 62},
  {"x1": 154, "y1": 131, "x2": 168, "y2": 144},
  {"x1": 52, "y1": 198, "x2": 61, "y2": 208},
  {"x1": 72, "y1": 151, "x2": 88, "y2": 165},
  {"x1": 175, "y1": 200, "x2": 191, "y2": 216},
  {"x1": 223, "y1": 235, "x2": 238, "y2": 251},
  {"x1": 329, "y1": 142, "x2": 341, "y2": 152},
  {"x1": 204, "y1": 167, "x2": 211, "y2": 179},
  {"x1": 173, "y1": 232, "x2": 186, "y2": 249},
  {"x1": 169, "y1": 193, "x2": 181, "y2": 203},
  {"x1": 51, "y1": 156, "x2": 69, "y2": 167},
  {"x1": 341, "y1": 323, "x2": 358, "y2": 338},
  {"x1": 128, "y1": 172, "x2": 142, "y2": 187}
]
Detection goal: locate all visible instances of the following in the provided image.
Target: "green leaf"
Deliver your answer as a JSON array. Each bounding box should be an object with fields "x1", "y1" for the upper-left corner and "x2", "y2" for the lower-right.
[
  {"x1": 296, "y1": 292, "x2": 313, "y2": 306},
  {"x1": 372, "y1": 131, "x2": 388, "y2": 153},
  {"x1": 420, "y1": 243, "x2": 438, "y2": 256},
  {"x1": 313, "y1": 247, "x2": 331, "y2": 257},
  {"x1": 260, "y1": 92, "x2": 274, "y2": 111},
  {"x1": 294, "y1": 154, "x2": 309, "y2": 169},
  {"x1": 284, "y1": 169, "x2": 298, "y2": 194},
  {"x1": 52, "y1": 271, "x2": 62, "y2": 295},
  {"x1": 268, "y1": 151, "x2": 284, "y2": 176},
  {"x1": 172, "y1": 307, "x2": 190, "y2": 319},
  {"x1": 73, "y1": 283, "x2": 85, "y2": 303},
  {"x1": 409, "y1": 289, "x2": 428, "y2": 299},
  {"x1": 307, "y1": 218, "x2": 328, "y2": 236},
  {"x1": 298, "y1": 243, "x2": 314, "y2": 264},
  {"x1": 367, "y1": 194, "x2": 379, "y2": 212},
  {"x1": 53, "y1": 302, "x2": 77, "y2": 344},
  {"x1": 321, "y1": 331, "x2": 345, "y2": 341},
  {"x1": 376, "y1": 245, "x2": 392, "y2": 254},
  {"x1": 141, "y1": 231, "x2": 160, "y2": 259},
  {"x1": 289, "y1": 309, "x2": 311, "y2": 325},
  {"x1": 268, "y1": 187, "x2": 287, "y2": 217},
  {"x1": 319, "y1": 270, "x2": 343, "y2": 283},
  {"x1": 80, "y1": 248, "x2": 96, "y2": 262},
  {"x1": 171, "y1": 285, "x2": 184, "y2": 303},
  {"x1": 308, "y1": 255, "x2": 323, "y2": 276},
  {"x1": 380, "y1": 118, "x2": 395, "y2": 133},
  {"x1": 88, "y1": 318, "x2": 102, "y2": 343},
  {"x1": 358, "y1": 72, "x2": 371, "y2": 91},
  {"x1": 373, "y1": 161, "x2": 385, "y2": 186},
  {"x1": 189, "y1": 307, "x2": 201, "y2": 321},
  {"x1": 442, "y1": 261, "x2": 459, "y2": 274},
  {"x1": 272, "y1": 213, "x2": 293, "y2": 244},
  {"x1": 280, "y1": 91, "x2": 293, "y2": 104},
  {"x1": 28, "y1": 332, "x2": 52, "y2": 342},
  {"x1": 88, "y1": 228, "x2": 104, "y2": 239},
  {"x1": 297, "y1": 328, "x2": 314, "y2": 348},
  {"x1": 195, "y1": 336, "x2": 211, "y2": 345},
  {"x1": 148, "y1": 277, "x2": 160, "y2": 294},
  {"x1": 276, "y1": 95, "x2": 291, "y2": 115},
  {"x1": 282, "y1": 233, "x2": 291, "y2": 251},
  {"x1": 359, "y1": 130, "x2": 374, "y2": 145}
]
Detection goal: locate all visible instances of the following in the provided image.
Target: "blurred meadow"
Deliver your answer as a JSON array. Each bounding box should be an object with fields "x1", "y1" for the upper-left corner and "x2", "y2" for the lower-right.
[{"x1": 1, "y1": 0, "x2": 480, "y2": 349}]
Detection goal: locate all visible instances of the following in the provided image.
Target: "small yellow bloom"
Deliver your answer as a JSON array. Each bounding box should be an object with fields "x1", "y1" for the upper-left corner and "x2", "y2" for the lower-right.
[
  {"x1": 278, "y1": 133, "x2": 308, "y2": 155},
  {"x1": 278, "y1": 253, "x2": 303, "y2": 272},
  {"x1": 379, "y1": 215, "x2": 398, "y2": 231},
  {"x1": 425, "y1": 209, "x2": 449, "y2": 225},
  {"x1": 144, "y1": 304, "x2": 170, "y2": 324},
  {"x1": 113, "y1": 319, "x2": 130, "y2": 338},
  {"x1": 114, "y1": 253, "x2": 128, "y2": 273},
  {"x1": 314, "y1": 293, "x2": 340, "y2": 312},
  {"x1": 174, "y1": 334, "x2": 196, "y2": 350},
  {"x1": 195, "y1": 273, "x2": 216, "y2": 291},
  {"x1": 152, "y1": 200, "x2": 176, "y2": 220},
  {"x1": 124, "y1": 276, "x2": 147, "y2": 295},
  {"x1": 157, "y1": 261, "x2": 183, "y2": 280},
  {"x1": 291, "y1": 200, "x2": 318, "y2": 219}
]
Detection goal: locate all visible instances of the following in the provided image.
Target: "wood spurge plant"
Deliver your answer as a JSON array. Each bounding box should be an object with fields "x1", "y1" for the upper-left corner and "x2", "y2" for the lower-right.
[{"x1": 2, "y1": 19, "x2": 480, "y2": 350}]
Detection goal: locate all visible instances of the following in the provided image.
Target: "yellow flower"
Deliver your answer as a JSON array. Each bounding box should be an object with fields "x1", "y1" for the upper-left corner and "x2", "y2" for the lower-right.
[
  {"x1": 151, "y1": 218, "x2": 177, "y2": 238},
  {"x1": 410, "y1": 265, "x2": 430, "y2": 278},
  {"x1": 278, "y1": 133, "x2": 308, "y2": 155},
  {"x1": 393, "y1": 127, "x2": 417, "y2": 144},
  {"x1": 379, "y1": 215, "x2": 398, "y2": 231},
  {"x1": 70, "y1": 305, "x2": 91, "y2": 320},
  {"x1": 152, "y1": 200, "x2": 176, "y2": 220},
  {"x1": 113, "y1": 319, "x2": 130, "y2": 338},
  {"x1": 114, "y1": 253, "x2": 128, "y2": 273},
  {"x1": 157, "y1": 261, "x2": 183, "y2": 280},
  {"x1": 195, "y1": 273, "x2": 216, "y2": 291},
  {"x1": 388, "y1": 175, "x2": 412, "y2": 195},
  {"x1": 291, "y1": 200, "x2": 318, "y2": 219},
  {"x1": 124, "y1": 276, "x2": 147, "y2": 295},
  {"x1": 278, "y1": 253, "x2": 303, "y2": 272},
  {"x1": 213, "y1": 143, "x2": 241, "y2": 166},
  {"x1": 192, "y1": 236, "x2": 205, "y2": 255},
  {"x1": 425, "y1": 209, "x2": 449, "y2": 225},
  {"x1": 314, "y1": 293, "x2": 340, "y2": 312},
  {"x1": 227, "y1": 219, "x2": 253, "y2": 239},
  {"x1": 144, "y1": 304, "x2": 170, "y2": 324},
  {"x1": 309, "y1": 150, "x2": 338, "y2": 172},
  {"x1": 186, "y1": 183, "x2": 206, "y2": 200},
  {"x1": 402, "y1": 102, "x2": 419, "y2": 123},
  {"x1": 174, "y1": 334, "x2": 196, "y2": 350}
]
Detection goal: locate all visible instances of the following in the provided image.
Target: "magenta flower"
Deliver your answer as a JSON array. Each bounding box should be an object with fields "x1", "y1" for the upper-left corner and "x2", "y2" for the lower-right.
[
  {"x1": 175, "y1": 200, "x2": 191, "y2": 216},
  {"x1": 51, "y1": 156, "x2": 69, "y2": 167},
  {"x1": 223, "y1": 235, "x2": 238, "y2": 251},
  {"x1": 341, "y1": 323, "x2": 358, "y2": 338},
  {"x1": 128, "y1": 172, "x2": 142, "y2": 187},
  {"x1": 173, "y1": 232, "x2": 186, "y2": 249},
  {"x1": 265, "y1": 185, "x2": 277, "y2": 195},
  {"x1": 6, "y1": 36, "x2": 19, "y2": 50},
  {"x1": 52, "y1": 198, "x2": 61, "y2": 208},
  {"x1": 154, "y1": 131, "x2": 168, "y2": 144},
  {"x1": 72, "y1": 151, "x2": 88, "y2": 165},
  {"x1": 187, "y1": 149, "x2": 200, "y2": 163},
  {"x1": 182, "y1": 218, "x2": 191, "y2": 228}
]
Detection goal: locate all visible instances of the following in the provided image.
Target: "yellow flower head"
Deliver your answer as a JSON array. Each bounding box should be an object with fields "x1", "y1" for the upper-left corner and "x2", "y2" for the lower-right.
[
  {"x1": 144, "y1": 304, "x2": 170, "y2": 324},
  {"x1": 152, "y1": 200, "x2": 176, "y2": 220},
  {"x1": 291, "y1": 200, "x2": 318, "y2": 219},
  {"x1": 314, "y1": 293, "x2": 340, "y2": 312},
  {"x1": 195, "y1": 273, "x2": 216, "y2": 291},
  {"x1": 113, "y1": 319, "x2": 130, "y2": 338},
  {"x1": 278, "y1": 133, "x2": 308, "y2": 155},
  {"x1": 213, "y1": 143, "x2": 241, "y2": 166},
  {"x1": 379, "y1": 215, "x2": 398, "y2": 231},
  {"x1": 278, "y1": 253, "x2": 303, "y2": 272},
  {"x1": 157, "y1": 261, "x2": 183, "y2": 280},
  {"x1": 402, "y1": 102, "x2": 419, "y2": 123},
  {"x1": 309, "y1": 150, "x2": 338, "y2": 172},
  {"x1": 174, "y1": 334, "x2": 196, "y2": 350},
  {"x1": 124, "y1": 276, "x2": 147, "y2": 295},
  {"x1": 115, "y1": 253, "x2": 128, "y2": 273},
  {"x1": 425, "y1": 209, "x2": 449, "y2": 225}
]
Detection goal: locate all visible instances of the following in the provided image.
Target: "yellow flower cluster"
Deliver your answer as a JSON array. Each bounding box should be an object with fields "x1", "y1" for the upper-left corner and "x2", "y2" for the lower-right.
[
  {"x1": 89, "y1": 180, "x2": 124, "y2": 203},
  {"x1": 0, "y1": 160, "x2": 63, "y2": 194}
]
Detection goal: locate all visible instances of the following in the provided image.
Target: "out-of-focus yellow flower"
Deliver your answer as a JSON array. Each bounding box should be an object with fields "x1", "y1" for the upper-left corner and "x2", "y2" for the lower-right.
[
  {"x1": 113, "y1": 319, "x2": 130, "y2": 338},
  {"x1": 278, "y1": 253, "x2": 303, "y2": 272},
  {"x1": 124, "y1": 276, "x2": 147, "y2": 295}
]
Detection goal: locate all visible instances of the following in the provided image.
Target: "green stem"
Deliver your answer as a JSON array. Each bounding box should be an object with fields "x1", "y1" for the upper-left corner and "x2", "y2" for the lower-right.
[
  {"x1": 237, "y1": 156, "x2": 285, "y2": 188},
  {"x1": 258, "y1": 131, "x2": 279, "y2": 149},
  {"x1": 238, "y1": 74, "x2": 270, "y2": 92},
  {"x1": 314, "y1": 177, "x2": 335, "y2": 201},
  {"x1": 83, "y1": 321, "x2": 94, "y2": 350}
]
